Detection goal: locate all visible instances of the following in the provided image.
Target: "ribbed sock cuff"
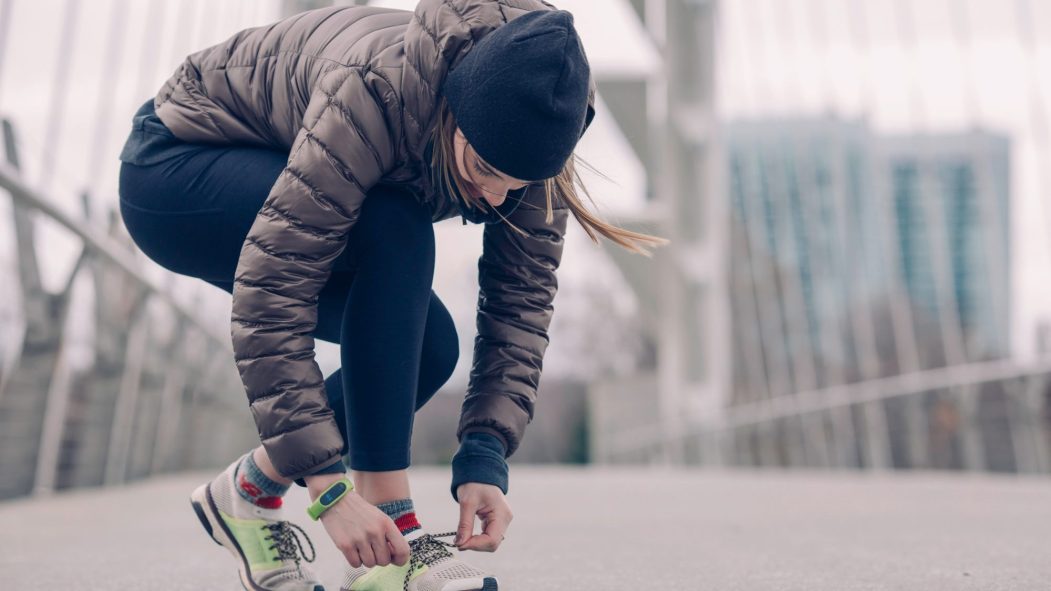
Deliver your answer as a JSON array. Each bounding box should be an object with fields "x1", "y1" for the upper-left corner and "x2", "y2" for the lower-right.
[
  {"x1": 376, "y1": 498, "x2": 421, "y2": 535},
  {"x1": 375, "y1": 498, "x2": 414, "y2": 519},
  {"x1": 235, "y1": 451, "x2": 290, "y2": 508}
]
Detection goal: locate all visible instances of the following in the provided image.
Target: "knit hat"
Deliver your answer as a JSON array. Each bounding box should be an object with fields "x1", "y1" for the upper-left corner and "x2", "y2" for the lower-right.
[{"x1": 441, "y1": 10, "x2": 593, "y2": 181}]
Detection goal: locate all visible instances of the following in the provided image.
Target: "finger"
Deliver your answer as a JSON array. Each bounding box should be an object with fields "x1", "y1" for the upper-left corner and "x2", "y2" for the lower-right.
[
  {"x1": 456, "y1": 498, "x2": 477, "y2": 546},
  {"x1": 371, "y1": 531, "x2": 392, "y2": 566},
  {"x1": 343, "y1": 546, "x2": 363, "y2": 568},
  {"x1": 458, "y1": 533, "x2": 498, "y2": 552},
  {"x1": 482, "y1": 511, "x2": 510, "y2": 550},
  {"x1": 388, "y1": 524, "x2": 411, "y2": 566},
  {"x1": 387, "y1": 540, "x2": 408, "y2": 567},
  {"x1": 481, "y1": 511, "x2": 506, "y2": 542},
  {"x1": 357, "y1": 541, "x2": 378, "y2": 568}
]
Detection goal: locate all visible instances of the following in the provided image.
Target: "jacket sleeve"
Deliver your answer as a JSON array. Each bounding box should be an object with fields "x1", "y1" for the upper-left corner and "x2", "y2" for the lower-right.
[
  {"x1": 231, "y1": 67, "x2": 397, "y2": 481},
  {"x1": 456, "y1": 185, "x2": 570, "y2": 458}
]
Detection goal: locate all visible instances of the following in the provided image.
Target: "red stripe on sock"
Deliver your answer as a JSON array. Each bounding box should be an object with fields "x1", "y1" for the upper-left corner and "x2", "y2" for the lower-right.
[
  {"x1": 394, "y1": 512, "x2": 420, "y2": 533},
  {"x1": 255, "y1": 496, "x2": 283, "y2": 509},
  {"x1": 239, "y1": 473, "x2": 262, "y2": 497}
]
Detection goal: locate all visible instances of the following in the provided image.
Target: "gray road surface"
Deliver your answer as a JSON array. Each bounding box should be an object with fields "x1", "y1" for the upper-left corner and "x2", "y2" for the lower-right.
[{"x1": 1, "y1": 465, "x2": 1049, "y2": 590}]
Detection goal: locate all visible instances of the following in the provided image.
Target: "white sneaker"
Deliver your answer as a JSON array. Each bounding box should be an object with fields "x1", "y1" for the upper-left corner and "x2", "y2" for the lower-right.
[
  {"x1": 340, "y1": 528, "x2": 499, "y2": 591},
  {"x1": 190, "y1": 452, "x2": 326, "y2": 590}
]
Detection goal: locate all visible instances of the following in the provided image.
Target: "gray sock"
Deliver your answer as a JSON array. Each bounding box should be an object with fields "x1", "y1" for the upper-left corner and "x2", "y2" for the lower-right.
[
  {"x1": 375, "y1": 498, "x2": 421, "y2": 534},
  {"x1": 234, "y1": 451, "x2": 290, "y2": 508}
]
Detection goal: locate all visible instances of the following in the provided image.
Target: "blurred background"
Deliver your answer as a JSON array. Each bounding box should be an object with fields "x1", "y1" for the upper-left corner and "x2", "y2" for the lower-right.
[{"x1": 1, "y1": 0, "x2": 1050, "y2": 503}]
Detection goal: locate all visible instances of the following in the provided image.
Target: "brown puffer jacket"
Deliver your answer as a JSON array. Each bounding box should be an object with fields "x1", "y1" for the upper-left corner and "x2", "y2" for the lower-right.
[{"x1": 153, "y1": 0, "x2": 596, "y2": 480}]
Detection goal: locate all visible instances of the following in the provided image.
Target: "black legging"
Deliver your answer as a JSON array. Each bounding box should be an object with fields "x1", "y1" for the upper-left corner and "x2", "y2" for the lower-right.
[{"x1": 118, "y1": 143, "x2": 458, "y2": 472}]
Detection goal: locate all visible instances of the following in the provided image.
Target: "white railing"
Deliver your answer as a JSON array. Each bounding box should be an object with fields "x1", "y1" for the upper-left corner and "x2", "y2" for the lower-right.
[{"x1": 0, "y1": 118, "x2": 256, "y2": 500}]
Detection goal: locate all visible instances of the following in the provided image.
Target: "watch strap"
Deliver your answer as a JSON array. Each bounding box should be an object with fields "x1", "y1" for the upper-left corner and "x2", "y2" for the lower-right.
[{"x1": 306, "y1": 476, "x2": 354, "y2": 521}]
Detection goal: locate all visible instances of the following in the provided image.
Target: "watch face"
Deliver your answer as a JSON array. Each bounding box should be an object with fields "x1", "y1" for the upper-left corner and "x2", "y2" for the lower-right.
[{"x1": 320, "y1": 482, "x2": 347, "y2": 505}]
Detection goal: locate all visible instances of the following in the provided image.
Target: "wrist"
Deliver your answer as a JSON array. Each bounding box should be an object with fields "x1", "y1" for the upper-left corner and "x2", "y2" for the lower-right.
[
  {"x1": 460, "y1": 426, "x2": 509, "y2": 457},
  {"x1": 450, "y1": 432, "x2": 509, "y2": 502},
  {"x1": 296, "y1": 455, "x2": 348, "y2": 490},
  {"x1": 305, "y1": 472, "x2": 347, "y2": 501},
  {"x1": 306, "y1": 475, "x2": 355, "y2": 521}
]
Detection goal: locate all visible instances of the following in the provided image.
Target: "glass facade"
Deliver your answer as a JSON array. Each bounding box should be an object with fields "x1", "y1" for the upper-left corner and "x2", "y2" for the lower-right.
[{"x1": 726, "y1": 119, "x2": 1011, "y2": 405}]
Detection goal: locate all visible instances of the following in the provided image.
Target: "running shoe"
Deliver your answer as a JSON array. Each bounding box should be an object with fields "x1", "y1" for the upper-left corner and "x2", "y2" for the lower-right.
[
  {"x1": 190, "y1": 452, "x2": 326, "y2": 591},
  {"x1": 340, "y1": 528, "x2": 498, "y2": 591}
]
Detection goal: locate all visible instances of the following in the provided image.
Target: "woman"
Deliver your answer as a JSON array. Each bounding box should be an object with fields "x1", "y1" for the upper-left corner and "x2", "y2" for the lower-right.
[{"x1": 117, "y1": 2, "x2": 666, "y2": 590}]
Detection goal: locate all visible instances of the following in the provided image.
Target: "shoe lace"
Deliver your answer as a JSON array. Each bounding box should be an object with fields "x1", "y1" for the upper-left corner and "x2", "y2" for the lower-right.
[
  {"x1": 403, "y1": 531, "x2": 459, "y2": 591},
  {"x1": 262, "y1": 521, "x2": 317, "y2": 568}
]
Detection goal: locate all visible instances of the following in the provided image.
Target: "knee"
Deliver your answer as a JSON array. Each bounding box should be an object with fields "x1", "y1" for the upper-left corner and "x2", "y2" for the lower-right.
[
  {"x1": 433, "y1": 294, "x2": 460, "y2": 375},
  {"x1": 432, "y1": 319, "x2": 459, "y2": 384},
  {"x1": 417, "y1": 297, "x2": 460, "y2": 408},
  {"x1": 355, "y1": 186, "x2": 434, "y2": 261}
]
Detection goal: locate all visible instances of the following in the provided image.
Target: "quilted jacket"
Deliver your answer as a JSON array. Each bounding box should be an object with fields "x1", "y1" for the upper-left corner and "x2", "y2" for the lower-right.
[{"x1": 153, "y1": 0, "x2": 596, "y2": 480}]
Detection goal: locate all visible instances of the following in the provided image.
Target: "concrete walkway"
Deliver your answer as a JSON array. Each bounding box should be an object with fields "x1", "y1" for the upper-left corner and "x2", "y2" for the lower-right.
[{"x1": 2, "y1": 465, "x2": 1048, "y2": 590}]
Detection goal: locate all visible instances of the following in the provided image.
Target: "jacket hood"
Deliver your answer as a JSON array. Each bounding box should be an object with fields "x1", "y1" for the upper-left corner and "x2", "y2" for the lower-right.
[{"x1": 401, "y1": 0, "x2": 596, "y2": 167}]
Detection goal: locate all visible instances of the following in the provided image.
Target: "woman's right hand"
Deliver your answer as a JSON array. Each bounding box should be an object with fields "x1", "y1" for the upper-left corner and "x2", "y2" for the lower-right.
[{"x1": 305, "y1": 474, "x2": 411, "y2": 568}]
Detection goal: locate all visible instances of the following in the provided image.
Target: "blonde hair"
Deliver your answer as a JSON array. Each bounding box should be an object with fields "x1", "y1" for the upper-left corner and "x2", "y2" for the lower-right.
[{"x1": 429, "y1": 98, "x2": 670, "y2": 257}]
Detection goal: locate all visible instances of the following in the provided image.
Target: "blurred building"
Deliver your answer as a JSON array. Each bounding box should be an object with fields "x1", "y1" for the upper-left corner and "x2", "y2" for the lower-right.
[
  {"x1": 725, "y1": 120, "x2": 1011, "y2": 408},
  {"x1": 593, "y1": 100, "x2": 1022, "y2": 470},
  {"x1": 727, "y1": 118, "x2": 879, "y2": 402},
  {"x1": 877, "y1": 132, "x2": 1011, "y2": 364}
]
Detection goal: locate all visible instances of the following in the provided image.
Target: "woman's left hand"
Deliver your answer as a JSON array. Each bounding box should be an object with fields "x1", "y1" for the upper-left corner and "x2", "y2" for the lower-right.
[{"x1": 454, "y1": 482, "x2": 512, "y2": 552}]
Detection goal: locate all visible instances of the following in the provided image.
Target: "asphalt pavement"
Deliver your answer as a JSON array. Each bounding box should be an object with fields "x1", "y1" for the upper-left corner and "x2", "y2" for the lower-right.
[{"x1": 2, "y1": 465, "x2": 1048, "y2": 590}]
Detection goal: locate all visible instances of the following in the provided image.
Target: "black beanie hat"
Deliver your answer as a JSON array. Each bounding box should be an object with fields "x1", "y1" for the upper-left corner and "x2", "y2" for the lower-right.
[{"x1": 441, "y1": 10, "x2": 592, "y2": 181}]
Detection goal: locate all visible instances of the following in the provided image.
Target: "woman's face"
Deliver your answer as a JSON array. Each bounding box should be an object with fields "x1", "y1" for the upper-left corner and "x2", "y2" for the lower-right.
[{"x1": 453, "y1": 126, "x2": 530, "y2": 208}]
